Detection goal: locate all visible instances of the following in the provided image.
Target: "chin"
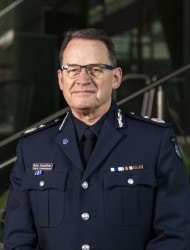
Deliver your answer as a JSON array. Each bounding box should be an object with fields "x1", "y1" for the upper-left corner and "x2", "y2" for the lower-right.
[
  {"x1": 76, "y1": 105, "x2": 93, "y2": 111},
  {"x1": 72, "y1": 100, "x2": 96, "y2": 109}
]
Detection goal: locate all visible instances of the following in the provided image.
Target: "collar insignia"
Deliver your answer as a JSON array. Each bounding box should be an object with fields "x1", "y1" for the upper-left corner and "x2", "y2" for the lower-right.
[
  {"x1": 117, "y1": 109, "x2": 124, "y2": 128},
  {"x1": 59, "y1": 112, "x2": 69, "y2": 131}
]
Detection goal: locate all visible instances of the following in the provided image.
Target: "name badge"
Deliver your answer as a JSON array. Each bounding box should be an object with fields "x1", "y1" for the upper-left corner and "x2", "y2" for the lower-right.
[{"x1": 32, "y1": 163, "x2": 54, "y2": 171}]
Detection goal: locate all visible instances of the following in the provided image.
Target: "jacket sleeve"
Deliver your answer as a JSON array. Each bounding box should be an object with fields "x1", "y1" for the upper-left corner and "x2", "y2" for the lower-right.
[
  {"x1": 3, "y1": 139, "x2": 38, "y2": 250},
  {"x1": 146, "y1": 127, "x2": 190, "y2": 250}
]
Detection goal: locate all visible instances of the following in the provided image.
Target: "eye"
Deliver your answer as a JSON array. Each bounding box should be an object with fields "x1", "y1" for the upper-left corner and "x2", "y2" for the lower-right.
[
  {"x1": 66, "y1": 66, "x2": 80, "y2": 78},
  {"x1": 90, "y1": 66, "x2": 104, "y2": 76},
  {"x1": 67, "y1": 66, "x2": 78, "y2": 73}
]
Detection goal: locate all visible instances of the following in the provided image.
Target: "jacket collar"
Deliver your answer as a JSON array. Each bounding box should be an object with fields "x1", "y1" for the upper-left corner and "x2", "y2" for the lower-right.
[
  {"x1": 55, "y1": 101, "x2": 127, "y2": 177},
  {"x1": 58, "y1": 101, "x2": 127, "y2": 133}
]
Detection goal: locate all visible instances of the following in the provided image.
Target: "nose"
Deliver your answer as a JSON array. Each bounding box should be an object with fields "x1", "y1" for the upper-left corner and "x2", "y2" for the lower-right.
[{"x1": 76, "y1": 67, "x2": 91, "y2": 84}]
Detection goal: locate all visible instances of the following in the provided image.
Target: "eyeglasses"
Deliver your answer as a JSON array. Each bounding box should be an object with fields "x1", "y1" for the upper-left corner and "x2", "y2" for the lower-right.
[{"x1": 61, "y1": 64, "x2": 116, "y2": 79}]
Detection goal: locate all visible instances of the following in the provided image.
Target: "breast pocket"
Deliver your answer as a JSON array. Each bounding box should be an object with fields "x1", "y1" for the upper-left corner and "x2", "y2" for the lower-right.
[
  {"x1": 21, "y1": 170, "x2": 68, "y2": 228},
  {"x1": 103, "y1": 170, "x2": 156, "y2": 226}
]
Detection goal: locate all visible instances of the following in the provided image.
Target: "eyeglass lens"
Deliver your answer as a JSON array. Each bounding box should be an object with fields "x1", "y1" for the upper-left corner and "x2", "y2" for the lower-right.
[{"x1": 62, "y1": 64, "x2": 114, "y2": 79}]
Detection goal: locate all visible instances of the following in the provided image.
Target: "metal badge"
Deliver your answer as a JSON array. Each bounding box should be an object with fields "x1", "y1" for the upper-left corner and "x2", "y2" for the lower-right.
[
  {"x1": 62, "y1": 138, "x2": 69, "y2": 145},
  {"x1": 59, "y1": 112, "x2": 69, "y2": 131},
  {"x1": 171, "y1": 137, "x2": 182, "y2": 159},
  {"x1": 117, "y1": 109, "x2": 124, "y2": 128},
  {"x1": 151, "y1": 117, "x2": 165, "y2": 123},
  {"x1": 24, "y1": 127, "x2": 37, "y2": 134}
]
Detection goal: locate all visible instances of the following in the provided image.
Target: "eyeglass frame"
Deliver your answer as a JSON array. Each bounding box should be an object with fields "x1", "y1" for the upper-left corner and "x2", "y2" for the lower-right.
[{"x1": 61, "y1": 63, "x2": 116, "y2": 79}]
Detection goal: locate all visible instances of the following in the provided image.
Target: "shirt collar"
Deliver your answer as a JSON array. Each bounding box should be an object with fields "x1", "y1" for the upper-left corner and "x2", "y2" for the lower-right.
[
  {"x1": 71, "y1": 107, "x2": 110, "y2": 141},
  {"x1": 58, "y1": 101, "x2": 127, "y2": 133}
]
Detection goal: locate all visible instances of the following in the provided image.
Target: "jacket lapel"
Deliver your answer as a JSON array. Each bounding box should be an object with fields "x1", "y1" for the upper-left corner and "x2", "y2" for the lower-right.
[
  {"x1": 55, "y1": 115, "x2": 84, "y2": 172},
  {"x1": 54, "y1": 104, "x2": 127, "y2": 177},
  {"x1": 83, "y1": 117, "x2": 126, "y2": 181}
]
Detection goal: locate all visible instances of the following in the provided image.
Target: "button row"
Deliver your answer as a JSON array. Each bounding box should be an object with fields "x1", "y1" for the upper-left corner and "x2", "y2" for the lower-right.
[
  {"x1": 39, "y1": 181, "x2": 91, "y2": 249},
  {"x1": 39, "y1": 179, "x2": 134, "y2": 188},
  {"x1": 81, "y1": 182, "x2": 90, "y2": 250},
  {"x1": 39, "y1": 180, "x2": 90, "y2": 188}
]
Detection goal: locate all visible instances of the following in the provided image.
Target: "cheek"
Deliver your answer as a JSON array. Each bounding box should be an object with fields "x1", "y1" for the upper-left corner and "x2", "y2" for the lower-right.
[
  {"x1": 60, "y1": 79, "x2": 73, "y2": 93},
  {"x1": 62, "y1": 86, "x2": 71, "y2": 100},
  {"x1": 59, "y1": 84, "x2": 70, "y2": 102},
  {"x1": 97, "y1": 84, "x2": 112, "y2": 99}
]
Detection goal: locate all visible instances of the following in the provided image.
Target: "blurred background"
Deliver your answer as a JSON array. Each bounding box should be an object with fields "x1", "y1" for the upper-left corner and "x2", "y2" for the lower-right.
[{"x1": 0, "y1": 0, "x2": 190, "y2": 246}]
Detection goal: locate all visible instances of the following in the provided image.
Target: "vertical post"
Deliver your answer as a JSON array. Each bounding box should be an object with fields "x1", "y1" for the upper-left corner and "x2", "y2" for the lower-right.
[
  {"x1": 183, "y1": 0, "x2": 190, "y2": 133},
  {"x1": 184, "y1": 0, "x2": 190, "y2": 68},
  {"x1": 157, "y1": 86, "x2": 164, "y2": 120}
]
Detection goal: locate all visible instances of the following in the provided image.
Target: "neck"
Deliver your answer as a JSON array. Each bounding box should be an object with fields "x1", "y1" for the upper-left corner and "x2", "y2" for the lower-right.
[{"x1": 71, "y1": 104, "x2": 111, "y2": 125}]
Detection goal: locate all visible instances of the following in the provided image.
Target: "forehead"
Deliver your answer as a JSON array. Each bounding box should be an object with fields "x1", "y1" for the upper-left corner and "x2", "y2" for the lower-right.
[{"x1": 62, "y1": 38, "x2": 110, "y2": 64}]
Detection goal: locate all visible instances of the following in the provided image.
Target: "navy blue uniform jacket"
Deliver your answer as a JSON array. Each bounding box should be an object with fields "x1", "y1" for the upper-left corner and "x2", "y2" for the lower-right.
[{"x1": 4, "y1": 104, "x2": 190, "y2": 250}]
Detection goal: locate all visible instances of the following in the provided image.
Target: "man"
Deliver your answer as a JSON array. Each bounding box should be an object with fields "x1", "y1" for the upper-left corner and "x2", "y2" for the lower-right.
[{"x1": 3, "y1": 28, "x2": 190, "y2": 250}]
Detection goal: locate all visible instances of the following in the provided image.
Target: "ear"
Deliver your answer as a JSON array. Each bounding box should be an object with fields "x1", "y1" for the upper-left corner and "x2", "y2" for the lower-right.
[
  {"x1": 112, "y1": 67, "x2": 122, "y2": 90},
  {"x1": 57, "y1": 69, "x2": 64, "y2": 90}
]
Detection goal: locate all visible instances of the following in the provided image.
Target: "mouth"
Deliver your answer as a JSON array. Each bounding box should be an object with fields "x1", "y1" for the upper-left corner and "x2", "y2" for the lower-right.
[{"x1": 72, "y1": 90, "x2": 95, "y2": 95}]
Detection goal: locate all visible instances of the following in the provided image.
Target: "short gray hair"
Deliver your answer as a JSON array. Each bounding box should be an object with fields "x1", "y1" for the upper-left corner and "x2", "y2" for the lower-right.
[{"x1": 59, "y1": 28, "x2": 117, "y2": 66}]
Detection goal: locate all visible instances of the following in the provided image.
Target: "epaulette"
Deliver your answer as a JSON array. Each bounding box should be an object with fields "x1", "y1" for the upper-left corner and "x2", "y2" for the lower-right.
[
  {"x1": 127, "y1": 112, "x2": 172, "y2": 127},
  {"x1": 21, "y1": 119, "x2": 62, "y2": 137}
]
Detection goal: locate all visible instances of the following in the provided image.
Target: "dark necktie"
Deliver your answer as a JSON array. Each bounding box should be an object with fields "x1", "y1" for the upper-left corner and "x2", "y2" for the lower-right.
[{"x1": 81, "y1": 127, "x2": 96, "y2": 167}]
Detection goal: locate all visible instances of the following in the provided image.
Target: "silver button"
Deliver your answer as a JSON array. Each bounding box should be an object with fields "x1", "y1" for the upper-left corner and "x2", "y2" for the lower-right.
[
  {"x1": 81, "y1": 244, "x2": 90, "y2": 250},
  {"x1": 127, "y1": 178, "x2": 134, "y2": 185},
  {"x1": 39, "y1": 180, "x2": 45, "y2": 187},
  {"x1": 81, "y1": 213, "x2": 90, "y2": 221},
  {"x1": 81, "y1": 181, "x2": 88, "y2": 189}
]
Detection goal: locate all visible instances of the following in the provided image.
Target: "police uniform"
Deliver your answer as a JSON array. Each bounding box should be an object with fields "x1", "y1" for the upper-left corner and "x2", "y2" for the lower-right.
[{"x1": 3, "y1": 102, "x2": 190, "y2": 250}]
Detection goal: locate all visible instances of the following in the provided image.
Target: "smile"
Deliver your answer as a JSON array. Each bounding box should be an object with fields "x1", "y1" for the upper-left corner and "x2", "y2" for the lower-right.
[{"x1": 72, "y1": 90, "x2": 95, "y2": 94}]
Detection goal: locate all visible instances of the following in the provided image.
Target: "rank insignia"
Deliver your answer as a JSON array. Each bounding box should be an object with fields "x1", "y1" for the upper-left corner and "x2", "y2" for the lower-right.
[
  {"x1": 117, "y1": 109, "x2": 124, "y2": 128},
  {"x1": 24, "y1": 127, "x2": 37, "y2": 134}
]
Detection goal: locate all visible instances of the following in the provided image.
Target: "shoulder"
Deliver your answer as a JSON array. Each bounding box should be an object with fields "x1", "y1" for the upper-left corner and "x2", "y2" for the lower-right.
[
  {"x1": 123, "y1": 112, "x2": 175, "y2": 144},
  {"x1": 126, "y1": 112, "x2": 173, "y2": 128},
  {"x1": 22, "y1": 111, "x2": 71, "y2": 138},
  {"x1": 21, "y1": 119, "x2": 62, "y2": 138}
]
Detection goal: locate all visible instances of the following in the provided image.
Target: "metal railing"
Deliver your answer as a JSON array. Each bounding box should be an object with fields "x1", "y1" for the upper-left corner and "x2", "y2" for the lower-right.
[
  {"x1": 117, "y1": 64, "x2": 190, "y2": 105},
  {"x1": 0, "y1": 0, "x2": 25, "y2": 19},
  {"x1": 0, "y1": 63, "x2": 190, "y2": 170},
  {"x1": 121, "y1": 73, "x2": 151, "y2": 117}
]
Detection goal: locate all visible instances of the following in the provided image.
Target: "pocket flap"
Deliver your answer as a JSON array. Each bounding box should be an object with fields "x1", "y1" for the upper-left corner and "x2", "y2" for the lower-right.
[
  {"x1": 21, "y1": 171, "x2": 68, "y2": 191},
  {"x1": 103, "y1": 170, "x2": 156, "y2": 189}
]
